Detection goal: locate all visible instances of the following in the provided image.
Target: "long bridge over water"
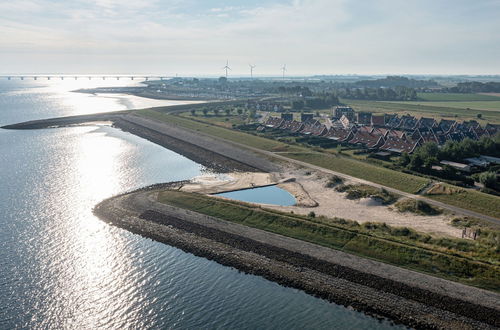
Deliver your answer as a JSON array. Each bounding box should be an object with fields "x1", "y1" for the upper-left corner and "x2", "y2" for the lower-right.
[{"x1": 0, "y1": 75, "x2": 173, "y2": 81}]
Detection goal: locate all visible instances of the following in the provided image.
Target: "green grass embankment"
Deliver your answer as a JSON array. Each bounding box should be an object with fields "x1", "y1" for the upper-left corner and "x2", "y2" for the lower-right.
[
  {"x1": 158, "y1": 190, "x2": 500, "y2": 291},
  {"x1": 286, "y1": 152, "x2": 430, "y2": 194},
  {"x1": 139, "y1": 109, "x2": 304, "y2": 152},
  {"x1": 425, "y1": 185, "x2": 500, "y2": 219}
]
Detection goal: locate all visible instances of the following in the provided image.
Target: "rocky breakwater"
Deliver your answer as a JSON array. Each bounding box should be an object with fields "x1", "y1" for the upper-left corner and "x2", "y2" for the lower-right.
[{"x1": 94, "y1": 186, "x2": 500, "y2": 330}]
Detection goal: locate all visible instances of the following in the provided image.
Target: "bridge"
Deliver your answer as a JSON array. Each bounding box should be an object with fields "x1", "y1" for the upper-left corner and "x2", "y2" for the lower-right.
[{"x1": 0, "y1": 75, "x2": 174, "y2": 81}]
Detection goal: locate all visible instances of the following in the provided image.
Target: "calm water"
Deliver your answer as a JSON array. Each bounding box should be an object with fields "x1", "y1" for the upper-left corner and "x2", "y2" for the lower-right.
[
  {"x1": 216, "y1": 185, "x2": 296, "y2": 206},
  {"x1": 0, "y1": 80, "x2": 403, "y2": 329}
]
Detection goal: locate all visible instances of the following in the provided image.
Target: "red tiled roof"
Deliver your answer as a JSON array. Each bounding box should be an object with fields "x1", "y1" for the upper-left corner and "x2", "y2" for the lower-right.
[
  {"x1": 324, "y1": 127, "x2": 353, "y2": 142},
  {"x1": 371, "y1": 115, "x2": 385, "y2": 126},
  {"x1": 380, "y1": 136, "x2": 422, "y2": 154},
  {"x1": 350, "y1": 131, "x2": 385, "y2": 148}
]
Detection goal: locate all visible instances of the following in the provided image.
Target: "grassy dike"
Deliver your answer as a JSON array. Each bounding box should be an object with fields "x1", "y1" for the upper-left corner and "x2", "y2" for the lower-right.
[
  {"x1": 157, "y1": 190, "x2": 499, "y2": 291},
  {"x1": 137, "y1": 108, "x2": 500, "y2": 219}
]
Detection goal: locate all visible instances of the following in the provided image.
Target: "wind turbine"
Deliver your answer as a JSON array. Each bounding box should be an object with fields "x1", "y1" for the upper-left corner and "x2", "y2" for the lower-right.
[
  {"x1": 281, "y1": 64, "x2": 287, "y2": 80},
  {"x1": 249, "y1": 64, "x2": 256, "y2": 78},
  {"x1": 222, "y1": 60, "x2": 231, "y2": 78}
]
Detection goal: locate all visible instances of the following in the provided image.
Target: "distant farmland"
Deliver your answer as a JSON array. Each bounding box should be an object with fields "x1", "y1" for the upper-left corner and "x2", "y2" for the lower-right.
[
  {"x1": 395, "y1": 100, "x2": 500, "y2": 112},
  {"x1": 417, "y1": 92, "x2": 500, "y2": 102},
  {"x1": 344, "y1": 99, "x2": 500, "y2": 123}
]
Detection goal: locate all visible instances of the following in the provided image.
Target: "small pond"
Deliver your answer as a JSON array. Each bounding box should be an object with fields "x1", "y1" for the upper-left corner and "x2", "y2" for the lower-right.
[{"x1": 215, "y1": 185, "x2": 296, "y2": 206}]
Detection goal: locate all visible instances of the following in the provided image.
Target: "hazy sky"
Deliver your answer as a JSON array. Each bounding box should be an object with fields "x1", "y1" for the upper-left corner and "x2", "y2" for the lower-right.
[{"x1": 1, "y1": 0, "x2": 499, "y2": 76}]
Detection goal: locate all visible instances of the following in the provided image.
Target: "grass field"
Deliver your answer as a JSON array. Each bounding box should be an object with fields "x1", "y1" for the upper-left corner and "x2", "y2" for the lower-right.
[
  {"x1": 286, "y1": 152, "x2": 429, "y2": 194},
  {"x1": 425, "y1": 186, "x2": 500, "y2": 219},
  {"x1": 417, "y1": 92, "x2": 500, "y2": 102},
  {"x1": 158, "y1": 190, "x2": 500, "y2": 291},
  {"x1": 139, "y1": 109, "x2": 304, "y2": 153},
  {"x1": 344, "y1": 99, "x2": 500, "y2": 123},
  {"x1": 398, "y1": 101, "x2": 500, "y2": 112}
]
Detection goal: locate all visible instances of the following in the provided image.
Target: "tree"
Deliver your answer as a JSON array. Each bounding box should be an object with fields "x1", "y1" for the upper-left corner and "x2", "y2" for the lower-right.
[
  {"x1": 478, "y1": 172, "x2": 497, "y2": 189},
  {"x1": 202, "y1": 108, "x2": 208, "y2": 116},
  {"x1": 477, "y1": 113, "x2": 482, "y2": 119},
  {"x1": 190, "y1": 109, "x2": 196, "y2": 116},
  {"x1": 218, "y1": 76, "x2": 227, "y2": 84},
  {"x1": 407, "y1": 153, "x2": 424, "y2": 171},
  {"x1": 237, "y1": 108, "x2": 243, "y2": 115},
  {"x1": 248, "y1": 109, "x2": 257, "y2": 120},
  {"x1": 225, "y1": 108, "x2": 231, "y2": 116},
  {"x1": 213, "y1": 108, "x2": 219, "y2": 116},
  {"x1": 399, "y1": 152, "x2": 411, "y2": 166},
  {"x1": 292, "y1": 100, "x2": 304, "y2": 110}
]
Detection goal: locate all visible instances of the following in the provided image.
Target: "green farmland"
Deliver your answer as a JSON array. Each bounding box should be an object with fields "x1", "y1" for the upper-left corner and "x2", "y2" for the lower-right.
[
  {"x1": 344, "y1": 99, "x2": 500, "y2": 123},
  {"x1": 417, "y1": 93, "x2": 500, "y2": 102},
  {"x1": 396, "y1": 101, "x2": 500, "y2": 112}
]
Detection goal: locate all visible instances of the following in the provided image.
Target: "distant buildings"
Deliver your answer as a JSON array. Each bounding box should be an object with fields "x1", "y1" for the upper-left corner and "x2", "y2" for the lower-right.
[
  {"x1": 300, "y1": 113, "x2": 314, "y2": 122},
  {"x1": 333, "y1": 106, "x2": 355, "y2": 121}
]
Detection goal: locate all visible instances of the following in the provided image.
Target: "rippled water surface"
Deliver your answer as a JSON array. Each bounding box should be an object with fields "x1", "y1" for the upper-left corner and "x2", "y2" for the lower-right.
[{"x1": 0, "y1": 80, "x2": 404, "y2": 329}]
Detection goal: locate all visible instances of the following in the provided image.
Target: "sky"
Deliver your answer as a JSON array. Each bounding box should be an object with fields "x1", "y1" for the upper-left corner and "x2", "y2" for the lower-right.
[{"x1": 1, "y1": 0, "x2": 499, "y2": 76}]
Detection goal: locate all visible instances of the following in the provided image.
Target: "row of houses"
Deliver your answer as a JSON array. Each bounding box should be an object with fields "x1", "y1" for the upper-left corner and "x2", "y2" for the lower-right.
[
  {"x1": 259, "y1": 115, "x2": 500, "y2": 154},
  {"x1": 332, "y1": 106, "x2": 499, "y2": 134}
]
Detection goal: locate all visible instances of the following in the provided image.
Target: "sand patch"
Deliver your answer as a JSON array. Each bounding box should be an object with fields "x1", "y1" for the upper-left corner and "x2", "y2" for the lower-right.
[{"x1": 268, "y1": 166, "x2": 462, "y2": 238}]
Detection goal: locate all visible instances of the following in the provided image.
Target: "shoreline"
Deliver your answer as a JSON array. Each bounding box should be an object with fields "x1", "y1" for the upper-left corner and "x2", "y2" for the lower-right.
[
  {"x1": 93, "y1": 186, "x2": 500, "y2": 329},
  {"x1": 1, "y1": 111, "x2": 277, "y2": 173}
]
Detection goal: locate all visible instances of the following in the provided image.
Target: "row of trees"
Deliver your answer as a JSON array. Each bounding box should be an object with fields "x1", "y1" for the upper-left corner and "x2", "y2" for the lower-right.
[
  {"x1": 336, "y1": 86, "x2": 418, "y2": 101},
  {"x1": 446, "y1": 81, "x2": 500, "y2": 93},
  {"x1": 352, "y1": 76, "x2": 438, "y2": 88},
  {"x1": 291, "y1": 93, "x2": 340, "y2": 110},
  {"x1": 192, "y1": 106, "x2": 256, "y2": 119}
]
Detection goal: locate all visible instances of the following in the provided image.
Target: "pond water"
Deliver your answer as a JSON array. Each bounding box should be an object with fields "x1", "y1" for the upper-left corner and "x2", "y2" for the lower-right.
[{"x1": 215, "y1": 185, "x2": 296, "y2": 206}]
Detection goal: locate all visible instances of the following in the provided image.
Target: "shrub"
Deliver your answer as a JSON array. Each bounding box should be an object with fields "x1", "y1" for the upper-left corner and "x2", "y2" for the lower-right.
[
  {"x1": 325, "y1": 175, "x2": 343, "y2": 188},
  {"x1": 394, "y1": 198, "x2": 442, "y2": 216}
]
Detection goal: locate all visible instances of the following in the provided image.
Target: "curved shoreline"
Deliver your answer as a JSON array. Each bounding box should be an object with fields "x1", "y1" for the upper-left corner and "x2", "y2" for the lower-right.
[{"x1": 94, "y1": 186, "x2": 500, "y2": 329}]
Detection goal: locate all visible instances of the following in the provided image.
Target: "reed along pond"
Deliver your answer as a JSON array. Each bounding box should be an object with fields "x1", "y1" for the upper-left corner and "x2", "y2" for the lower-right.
[{"x1": 0, "y1": 79, "x2": 404, "y2": 329}]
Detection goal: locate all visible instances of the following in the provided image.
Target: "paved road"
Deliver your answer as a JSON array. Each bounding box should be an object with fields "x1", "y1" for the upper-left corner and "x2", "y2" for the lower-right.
[{"x1": 128, "y1": 113, "x2": 500, "y2": 225}]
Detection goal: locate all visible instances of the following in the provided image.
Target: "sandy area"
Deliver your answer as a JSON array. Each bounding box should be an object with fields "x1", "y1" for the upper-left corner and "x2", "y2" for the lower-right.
[
  {"x1": 269, "y1": 166, "x2": 462, "y2": 237},
  {"x1": 180, "y1": 172, "x2": 277, "y2": 194},
  {"x1": 180, "y1": 167, "x2": 462, "y2": 238}
]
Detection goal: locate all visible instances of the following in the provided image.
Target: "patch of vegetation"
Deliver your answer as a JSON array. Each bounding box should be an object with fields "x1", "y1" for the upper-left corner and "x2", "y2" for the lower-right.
[
  {"x1": 157, "y1": 190, "x2": 500, "y2": 291},
  {"x1": 325, "y1": 175, "x2": 343, "y2": 188},
  {"x1": 425, "y1": 184, "x2": 500, "y2": 219},
  {"x1": 287, "y1": 152, "x2": 430, "y2": 194},
  {"x1": 335, "y1": 184, "x2": 398, "y2": 205},
  {"x1": 394, "y1": 198, "x2": 443, "y2": 215}
]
